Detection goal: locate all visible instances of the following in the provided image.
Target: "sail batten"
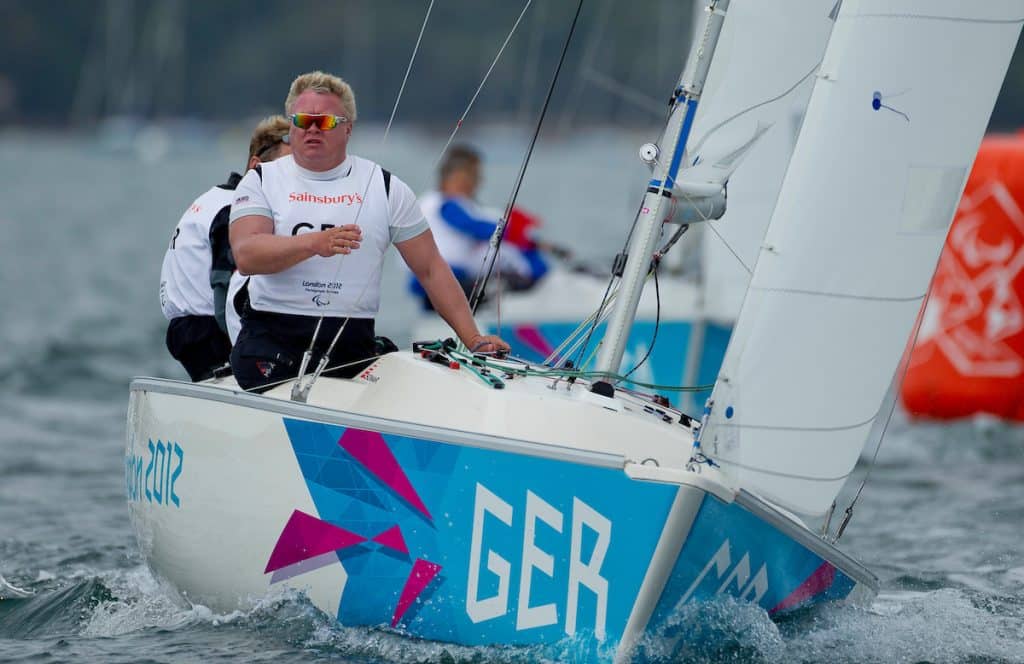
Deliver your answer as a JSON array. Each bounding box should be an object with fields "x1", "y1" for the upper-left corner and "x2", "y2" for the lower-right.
[
  {"x1": 842, "y1": 13, "x2": 1024, "y2": 25},
  {"x1": 704, "y1": 0, "x2": 1023, "y2": 517},
  {"x1": 747, "y1": 286, "x2": 926, "y2": 302}
]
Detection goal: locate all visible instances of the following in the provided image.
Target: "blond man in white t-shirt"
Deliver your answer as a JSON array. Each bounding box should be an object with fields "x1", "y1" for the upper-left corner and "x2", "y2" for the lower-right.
[{"x1": 229, "y1": 71, "x2": 508, "y2": 391}]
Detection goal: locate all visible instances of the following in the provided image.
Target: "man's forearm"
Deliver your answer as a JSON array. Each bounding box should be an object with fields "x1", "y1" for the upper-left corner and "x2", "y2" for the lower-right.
[
  {"x1": 422, "y1": 267, "x2": 482, "y2": 345},
  {"x1": 233, "y1": 233, "x2": 315, "y2": 275}
]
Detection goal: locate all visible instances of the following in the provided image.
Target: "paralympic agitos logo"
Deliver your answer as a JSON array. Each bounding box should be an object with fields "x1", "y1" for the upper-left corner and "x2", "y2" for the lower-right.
[{"x1": 289, "y1": 192, "x2": 363, "y2": 206}]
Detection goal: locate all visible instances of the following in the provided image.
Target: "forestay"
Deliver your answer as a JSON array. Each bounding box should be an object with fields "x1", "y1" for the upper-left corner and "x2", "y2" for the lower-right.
[
  {"x1": 684, "y1": 0, "x2": 838, "y2": 319},
  {"x1": 704, "y1": 0, "x2": 1023, "y2": 516}
]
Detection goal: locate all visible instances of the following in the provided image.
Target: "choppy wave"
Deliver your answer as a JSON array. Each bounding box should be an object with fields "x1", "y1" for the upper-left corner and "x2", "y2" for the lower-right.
[
  {"x1": 2, "y1": 564, "x2": 1022, "y2": 663},
  {"x1": 0, "y1": 316, "x2": 176, "y2": 402}
]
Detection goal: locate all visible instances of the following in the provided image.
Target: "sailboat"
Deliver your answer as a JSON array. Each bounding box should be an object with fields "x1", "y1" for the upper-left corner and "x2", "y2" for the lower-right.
[{"x1": 126, "y1": 1, "x2": 1021, "y2": 660}]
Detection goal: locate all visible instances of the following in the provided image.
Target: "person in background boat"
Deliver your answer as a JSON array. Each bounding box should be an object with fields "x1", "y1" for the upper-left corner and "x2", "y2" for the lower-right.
[
  {"x1": 409, "y1": 144, "x2": 550, "y2": 309},
  {"x1": 159, "y1": 115, "x2": 292, "y2": 382},
  {"x1": 229, "y1": 71, "x2": 508, "y2": 391}
]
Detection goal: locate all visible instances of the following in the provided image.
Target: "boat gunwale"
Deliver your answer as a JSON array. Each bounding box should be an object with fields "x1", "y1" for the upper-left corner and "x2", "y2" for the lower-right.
[
  {"x1": 734, "y1": 489, "x2": 881, "y2": 594},
  {"x1": 129, "y1": 376, "x2": 628, "y2": 470}
]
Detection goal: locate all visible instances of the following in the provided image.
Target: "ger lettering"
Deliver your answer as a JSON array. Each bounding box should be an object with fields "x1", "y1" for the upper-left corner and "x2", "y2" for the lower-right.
[{"x1": 465, "y1": 483, "x2": 611, "y2": 639}]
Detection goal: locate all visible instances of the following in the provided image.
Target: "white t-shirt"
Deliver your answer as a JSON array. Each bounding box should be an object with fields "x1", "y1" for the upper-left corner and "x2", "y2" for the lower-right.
[
  {"x1": 159, "y1": 184, "x2": 235, "y2": 319},
  {"x1": 419, "y1": 190, "x2": 531, "y2": 279},
  {"x1": 230, "y1": 154, "x2": 428, "y2": 318}
]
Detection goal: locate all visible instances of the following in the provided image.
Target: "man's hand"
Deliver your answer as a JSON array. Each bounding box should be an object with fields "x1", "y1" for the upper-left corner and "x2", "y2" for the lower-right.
[
  {"x1": 311, "y1": 224, "x2": 362, "y2": 257},
  {"x1": 467, "y1": 333, "x2": 510, "y2": 355}
]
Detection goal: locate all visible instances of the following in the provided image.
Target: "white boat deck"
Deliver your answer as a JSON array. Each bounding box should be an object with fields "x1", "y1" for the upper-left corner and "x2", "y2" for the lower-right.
[{"x1": 200, "y1": 350, "x2": 699, "y2": 471}]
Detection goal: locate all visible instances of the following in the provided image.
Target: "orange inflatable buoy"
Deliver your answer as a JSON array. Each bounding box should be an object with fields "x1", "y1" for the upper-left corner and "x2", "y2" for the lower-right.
[{"x1": 901, "y1": 131, "x2": 1024, "y2": 421}]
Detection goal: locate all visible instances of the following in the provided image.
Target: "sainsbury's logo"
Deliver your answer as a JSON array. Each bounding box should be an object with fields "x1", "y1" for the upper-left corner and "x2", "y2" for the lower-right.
[{"x1": 289, "y1": 192, "x2": 363, "y2": 206}]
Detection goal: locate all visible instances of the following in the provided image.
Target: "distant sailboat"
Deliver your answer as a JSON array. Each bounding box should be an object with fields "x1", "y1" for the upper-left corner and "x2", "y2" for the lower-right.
[{"x1": 126, "y1": 2, "x2": 1021, "y2": 660}]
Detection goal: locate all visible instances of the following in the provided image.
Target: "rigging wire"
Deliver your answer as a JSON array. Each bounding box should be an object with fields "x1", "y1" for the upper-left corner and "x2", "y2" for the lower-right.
[
  {"x1": 291, "y1": 4, "x2": 436, "y2": 400},
  {"x1": 680, "y1": 59, "x2": 831, "y2": 279},
  {"x1": 622, "y1": 262, "x2": 660, "y2": 379},
  {"x1": 432, "y1": 0, "x2": 535, "y2": 169},
  {"x1": 704, "y1": 217, "x2": 752, "y2": 276},
  {"x1": 571, "y1": 136, "x2": 682, "y2": 373},
  {"x1": 557, "y1": 0, "x2": 614, "y2": 134},
  {"x1": 570, "y1": 271, "x2": 617, "y2": 368},
  {"x1": 543, "y1": 281, "x2": 622, "y2": 365},
  {"x1": 299, "y1": 0, "x2": 549, "y2": 396},
  {"x1": 382, "y1": 0, "x2": 435, "y2": 145},
  {"x1": 687, "y1": 61, "x2": 820, "y2": 156},
  {"x1": 468, "y1": 0, "x2": 587, "y2": 314},
  {"x1": 290, "y1": 166, "x2": 381, "y2": 401},
  {"x1": 832, "y1": 287, "x2": 936, "y2": 542},
  {"x1": 569, "y1": 195, "x2": 648, "y2": 369}
]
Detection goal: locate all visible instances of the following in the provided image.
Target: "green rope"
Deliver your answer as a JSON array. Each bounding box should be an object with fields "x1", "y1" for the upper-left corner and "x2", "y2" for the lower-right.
[{"x1": 418, "y1": 341, "x2": 715, "y2": 393}]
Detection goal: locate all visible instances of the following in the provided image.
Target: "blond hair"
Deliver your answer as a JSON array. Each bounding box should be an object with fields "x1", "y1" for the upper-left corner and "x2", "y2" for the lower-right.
[
  {"x1": 247, "y1": 115, "x2": 291, "y2": 164},
  {"x1": 284, "y1": 71, "x2": 357, "y2": 122}
]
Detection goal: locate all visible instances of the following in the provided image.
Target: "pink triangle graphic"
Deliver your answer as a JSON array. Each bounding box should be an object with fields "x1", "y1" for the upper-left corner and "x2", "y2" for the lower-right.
[
  {"x1": 769, "y1": 561, "x2": 836, "y2": 614},
  {"x1": 337, "y1": 428, "x2": 432, "y2": 522},
  {"x1": 391, "y1": 558, "x2": 442, "y2": 627},
  {"x1": 514, "y1": 325, "x2": 556, "y2": 358},
  {"x1": 264, "y1": 509, "x2": 367, "y2": 574},
  {"x1": 371, "y1": 525, "x2": 409, "y2": 554}
]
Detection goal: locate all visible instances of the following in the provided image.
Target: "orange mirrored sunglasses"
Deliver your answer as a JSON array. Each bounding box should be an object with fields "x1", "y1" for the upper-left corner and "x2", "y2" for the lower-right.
[{"x1": 290, "y1": 113, "x2": 348, "y2": 131}]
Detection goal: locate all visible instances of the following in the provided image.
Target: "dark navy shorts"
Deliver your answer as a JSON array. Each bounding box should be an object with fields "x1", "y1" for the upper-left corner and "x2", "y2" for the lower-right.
[
  {"x1": 230, "y1": 309, "x2": 375, "y2": 392},
  {"x1": 166, "y1": 315, "x2": 232, "y2": 382}
]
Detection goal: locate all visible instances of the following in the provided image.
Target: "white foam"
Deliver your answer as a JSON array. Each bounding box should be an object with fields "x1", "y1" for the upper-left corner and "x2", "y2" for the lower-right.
[
  {"x1": 782, "y1": 588, "x2": 1024, "y2": 663},
  {"x1": 0, "y1": 573, "x2": 32, "y2": 599}
]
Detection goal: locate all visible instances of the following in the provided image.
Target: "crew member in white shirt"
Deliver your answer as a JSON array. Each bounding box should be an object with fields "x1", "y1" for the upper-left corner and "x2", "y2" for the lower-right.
[
  {"x1": 159, "y1": 115, "x2": 291, "y2": 381},
  {"x1": 410, "y1": 144, "x2": 550, "y2": 310},
  {"x1": 229, "y1": 70, "x2": 508, "y2": 391}
]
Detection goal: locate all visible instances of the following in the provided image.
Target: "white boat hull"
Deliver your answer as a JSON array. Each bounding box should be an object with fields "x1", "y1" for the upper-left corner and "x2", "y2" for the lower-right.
[{"x1": 126, "y1": 355, "x2": 876, "y2": 660}]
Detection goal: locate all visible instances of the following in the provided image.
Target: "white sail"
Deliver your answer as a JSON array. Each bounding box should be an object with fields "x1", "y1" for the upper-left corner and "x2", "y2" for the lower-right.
[
  {"x1": 704, "y1": 0, "x2": 1023, "y2": 516},
  {"x1": 686, "y1": 0, "x2": 839, "y2": 320}
]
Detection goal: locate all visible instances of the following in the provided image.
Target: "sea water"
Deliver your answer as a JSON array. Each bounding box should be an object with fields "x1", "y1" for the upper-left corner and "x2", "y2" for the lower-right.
[{"x1": 0, "y1": 128, "x2": 1022, "y2": 662}]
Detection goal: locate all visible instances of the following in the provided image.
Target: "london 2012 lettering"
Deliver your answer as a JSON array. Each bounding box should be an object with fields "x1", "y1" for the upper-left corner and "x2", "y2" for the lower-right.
[
  {"x1": 465, "y1": 483, "x2": 612, "y2": 639},
  {"x1": 125, "y1": 439, "x2": 183, "y2": 508}
]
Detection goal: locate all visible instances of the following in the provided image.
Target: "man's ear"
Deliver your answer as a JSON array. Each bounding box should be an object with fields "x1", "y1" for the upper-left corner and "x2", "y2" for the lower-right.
[{"x1": 247, "y1": 155, "x2": 261, "y2": 170}]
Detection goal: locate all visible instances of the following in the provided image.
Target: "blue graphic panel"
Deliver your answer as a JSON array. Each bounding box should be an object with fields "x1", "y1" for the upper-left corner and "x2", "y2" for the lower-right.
[
  {"x1": 279, "y1": 418, "x2": 679, "y2": 649},
  {"x1": 491, "y1": 321, "x2": 694, "y2": 405}
]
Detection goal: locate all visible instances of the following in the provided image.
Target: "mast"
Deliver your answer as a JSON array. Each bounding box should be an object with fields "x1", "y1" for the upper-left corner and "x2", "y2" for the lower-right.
[{"x1": 592, "y1": 0, "x2": 729, "y2": 392}]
